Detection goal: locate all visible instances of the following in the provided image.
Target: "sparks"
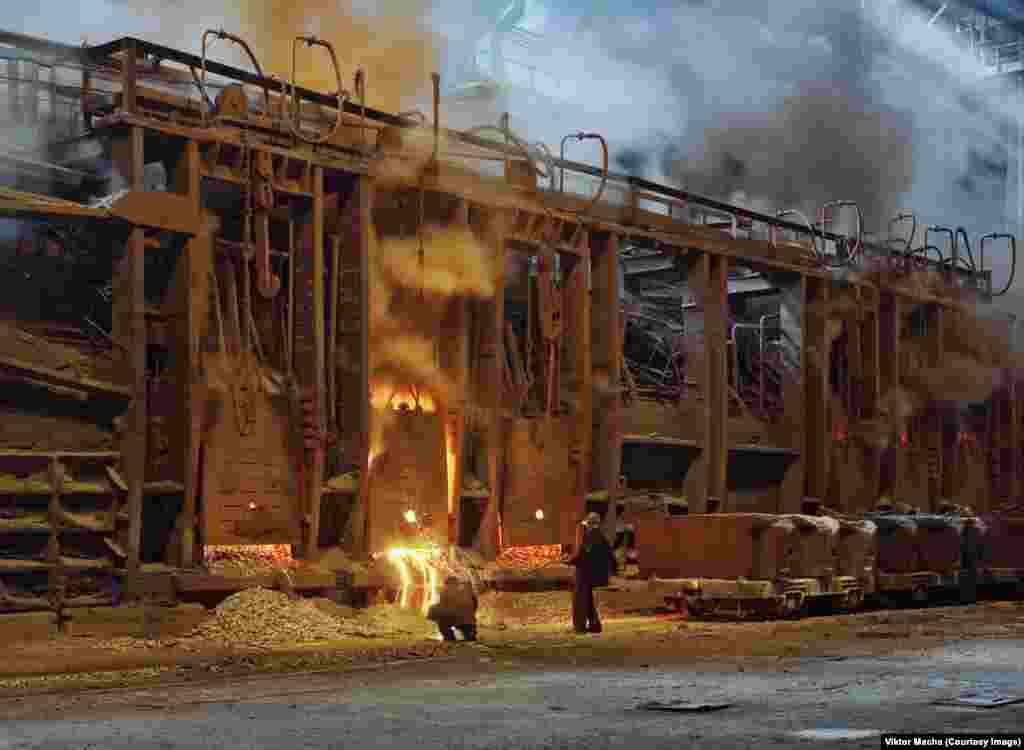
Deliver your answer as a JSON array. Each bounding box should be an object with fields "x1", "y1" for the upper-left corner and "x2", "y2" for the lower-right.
[{"x1": 386, "y1": 546, "x2": 442, "y2": 615}]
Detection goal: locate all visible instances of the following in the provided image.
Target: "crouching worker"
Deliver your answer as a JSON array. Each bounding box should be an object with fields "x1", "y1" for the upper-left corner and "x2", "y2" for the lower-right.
[{"x1": 427, "y1": 576, "x2": 479, "y2": 642}]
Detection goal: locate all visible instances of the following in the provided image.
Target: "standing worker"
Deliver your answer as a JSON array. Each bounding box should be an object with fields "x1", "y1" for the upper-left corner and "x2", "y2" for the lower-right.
[
  {"x1": 566, "y1": 512, "x2": 618, "y2": 634},
  {"x1": 427, "y1": 576, "x2": 479, "y2": 642}
]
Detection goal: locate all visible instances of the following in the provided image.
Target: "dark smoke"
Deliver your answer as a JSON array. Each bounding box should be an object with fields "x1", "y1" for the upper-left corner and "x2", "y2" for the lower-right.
[
  {"x1": 614, "y1": 148, "x2": 650, "y2": 177},
  {"x1": 662, "y1": 5, "x2": 916, "y2": 229},
  {"x1": 672, "y1": 85, "x2": 916, "y2": 228}
]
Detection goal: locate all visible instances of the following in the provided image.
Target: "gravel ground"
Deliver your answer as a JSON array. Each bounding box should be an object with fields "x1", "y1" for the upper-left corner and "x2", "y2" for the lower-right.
[{"x1": 1, "y1": 637, "x2": 1023, "y2": 749}]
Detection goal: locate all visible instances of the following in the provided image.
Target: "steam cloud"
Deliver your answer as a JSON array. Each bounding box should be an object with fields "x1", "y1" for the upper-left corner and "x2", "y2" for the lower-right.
[{"x1": 367, "y1": 217, "x2": 497, "y2": 460}]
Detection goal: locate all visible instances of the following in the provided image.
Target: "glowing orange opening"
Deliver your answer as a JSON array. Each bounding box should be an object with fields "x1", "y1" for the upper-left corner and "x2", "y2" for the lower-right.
[
  {"x1": 497, "y1": 544, "x2": 563, "y2": 566},
  {"x1": 370, "y1": 383, "x2": 437, "y2": 413},
  {"x1": 204, "y1": 544, "x2": 294, "y2": 564}
]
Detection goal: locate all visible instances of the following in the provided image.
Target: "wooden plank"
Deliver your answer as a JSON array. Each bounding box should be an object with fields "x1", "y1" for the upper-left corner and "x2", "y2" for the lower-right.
[
  {"x1": 860, "y1": 287, "x2": 882, "y2": 509},
  {"x1": 121, "y1": 40, "x2": 137, "y2": 115},
  {"x1": 307, "y1": 166, "x2": 326, "y2": 559},
  {"x1": 803, "y1": 276, "x2": 830, "y2": 504},
  {"x1": 182, "y1": 138, "x2": 200, "y2": 568},
  {"x1": 350, "y1": 177, "x2": 373, "y2": 559},
  {"x1": 449, "y1": 199, "x2": 471, "y2": 546},
  {"x1": 119, "y1": 124, "x2": 147, "y2": 581},
  {"x1": 94, "y1": 113, "x2": 370, "y2": 177},
  {"x1": 702, "y1": 253, "x2": 730, "y2": 511},
  {"x1": 931, "y1": 305, "x2": 946, "y2": 512},
  {"x1": 570, "y1": 233, "x2": 593, "y2": 550},
  {"x1": 588, "y1": 232, "x2": 622, "y2": 512},
  {"x1": 107, "y1": 190, "x2": 200, "y2": 236},
  {"x1": 0, "y1": 355, "x2": 132, "y2": 399},
  {"x1": 477, "y1": 209, "x2": 508, "y2": 561}
]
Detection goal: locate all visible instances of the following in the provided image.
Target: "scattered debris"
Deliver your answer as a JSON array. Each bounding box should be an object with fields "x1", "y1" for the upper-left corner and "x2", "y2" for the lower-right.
[
  {"x1": 791, "y1": 729, "x2": 881, "y2": 740},
  {"x1": 933, "y1": 688, "x2": 1024, "y2": 708},
  {"x1": 637, "y1": 700, "x2": 733, "y2": 713},
  {"x1": 189, "y1": 588, "x2": 436, "y2": 649}
]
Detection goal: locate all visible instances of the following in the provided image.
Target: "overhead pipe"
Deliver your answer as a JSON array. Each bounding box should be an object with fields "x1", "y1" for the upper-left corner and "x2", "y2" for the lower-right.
[
  {"x1": 980, "y1": 233, "x2": 1017, "y2": 296},
  {"x1": 70, "y1": 34, "x2": 976, "y2": 262},
  {"x1": 698, "y1": 205, "x2": 738, "y2": 239},
  {"x1": 63, "y1": 33, "x2": 997, "y2": 287},
  {"x1": 558, "y1": 131, "x2": 608, "y2": 217},
  {"x1": 888, "y1": 210, "x2": 917, "y2": 254},
  {"x1": 771, "y1": 209, "x2": 817, "y2": 256},
  {"x1": 926, "y1": 226, "x2": 956, "y2": 268},
  {"x1": 287, "y1": 34, "x2": 346, "y2": 145},
  {"x1": 199, "y1": 29, "x2": 271, "y2": 119},
  {"x1": 954, "y1": 227, "x2": 978, "y2": 271},
  {"x1": 817, "y1": 200, "x2": 863, "y2": 267}
]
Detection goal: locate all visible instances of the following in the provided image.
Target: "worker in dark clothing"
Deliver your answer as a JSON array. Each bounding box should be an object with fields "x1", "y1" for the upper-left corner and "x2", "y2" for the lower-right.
[
  {"x1": 427, "y1": 576, "x2": 479, "y2": 642},
  {"x1": 567, "y1": 512, "x2": 618, "y2": 634}
]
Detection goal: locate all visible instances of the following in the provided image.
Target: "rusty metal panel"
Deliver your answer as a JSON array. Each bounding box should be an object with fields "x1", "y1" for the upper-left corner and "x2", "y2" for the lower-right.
[
  {"x1": 366, "y1": 410, "x2": 448, "y2": 554},
  {"x1": 634, "y1": 512, "x2": 794, "y2": 580},
  {"x1": 201, "y1": 380, "x2": 302, "y2": 545},
  {"x1": 502, "y1": 417, "x2": 573, "y2": 548}
]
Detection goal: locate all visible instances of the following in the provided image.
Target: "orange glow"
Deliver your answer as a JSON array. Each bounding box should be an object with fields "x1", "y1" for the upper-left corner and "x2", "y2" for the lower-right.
[
  {"x1": 958, "y1": 431, "x2": 978, "y2": 448},
  {"x1": 497, "y1": 544, "x2": 563, "y2": 567},
  {"x1": 445, "y1": 422, "x2": 457, "y2": 515},
  {"x1": 386, "y1": 546, "x2": 441, "y2": 615},
  {"x1": 370, "y1": 382, "x2": 437, "y2": 413},
  {"x1": 204, "y1": 544, "x2": 294, "y2": 564}
]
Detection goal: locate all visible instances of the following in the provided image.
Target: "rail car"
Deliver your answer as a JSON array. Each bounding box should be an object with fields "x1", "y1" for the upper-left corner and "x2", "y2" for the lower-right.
[{"x1": 633, "y1": 507, "x2": 1024, "y2": 619}]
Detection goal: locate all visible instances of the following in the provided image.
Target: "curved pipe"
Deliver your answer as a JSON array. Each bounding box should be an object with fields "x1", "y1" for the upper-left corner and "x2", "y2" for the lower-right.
[
  {"x1": 466, "y1": 124, "x2": 549, "y2": 182},
  {"x1": 817, "y1": 200, "x2": 863, "y2": 267},
  {"x1": 954, "y1": 227, "x2": 977, "y2": 271},
  {"x1": 980, "y1": 233, "x2": 1017, "y2": 296},
  {"x1": 287, "y1": 35, "x2": 346, "y2": 145},
  {"x1": 888, "y1": 210, "x2": 917, "y2": 255},
  {"x1": 926, "y1": 226, "x2": 956, "y2": 267},
  {"x1": 558, "y1": 132, "x2": 608, "y2": 216},
  {"x1": 200, "y1": 29, "x2": 271, "y2": 118},
  {"x1": 431, "y1": 72, "x2": 440, "y2": 163},
  {"x1": 355, "y1": 68, "x2": 366, "y2": 149},
  {"x1": 771, "y1": 209, "x2": 817, "y2": 256}
]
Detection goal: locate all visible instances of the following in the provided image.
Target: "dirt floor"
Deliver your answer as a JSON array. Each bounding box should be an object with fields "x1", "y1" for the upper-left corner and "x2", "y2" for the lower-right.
[
  {"x1": 0, "y1": 593, "x2": 1023, "y2": 749},
  {"x1": 3, "y1": 583, "x2": 1024, "y2": 696}
]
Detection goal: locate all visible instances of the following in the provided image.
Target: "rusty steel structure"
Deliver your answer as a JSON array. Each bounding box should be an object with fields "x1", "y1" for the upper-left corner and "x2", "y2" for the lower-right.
[{"x1": 0, "y1": 29, "x2": 1021, "y2": 621}]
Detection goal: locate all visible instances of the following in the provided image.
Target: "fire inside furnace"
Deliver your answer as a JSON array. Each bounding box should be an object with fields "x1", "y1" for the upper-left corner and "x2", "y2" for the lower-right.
[{"x1": 370, "y1": 385, "x2": 437, "y2": 413}]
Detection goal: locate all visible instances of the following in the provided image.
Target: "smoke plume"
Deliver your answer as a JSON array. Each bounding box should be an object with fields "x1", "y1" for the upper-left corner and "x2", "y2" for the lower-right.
[{"x1": 367, "y1": 217, "x2": 497, "y2": 460}]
